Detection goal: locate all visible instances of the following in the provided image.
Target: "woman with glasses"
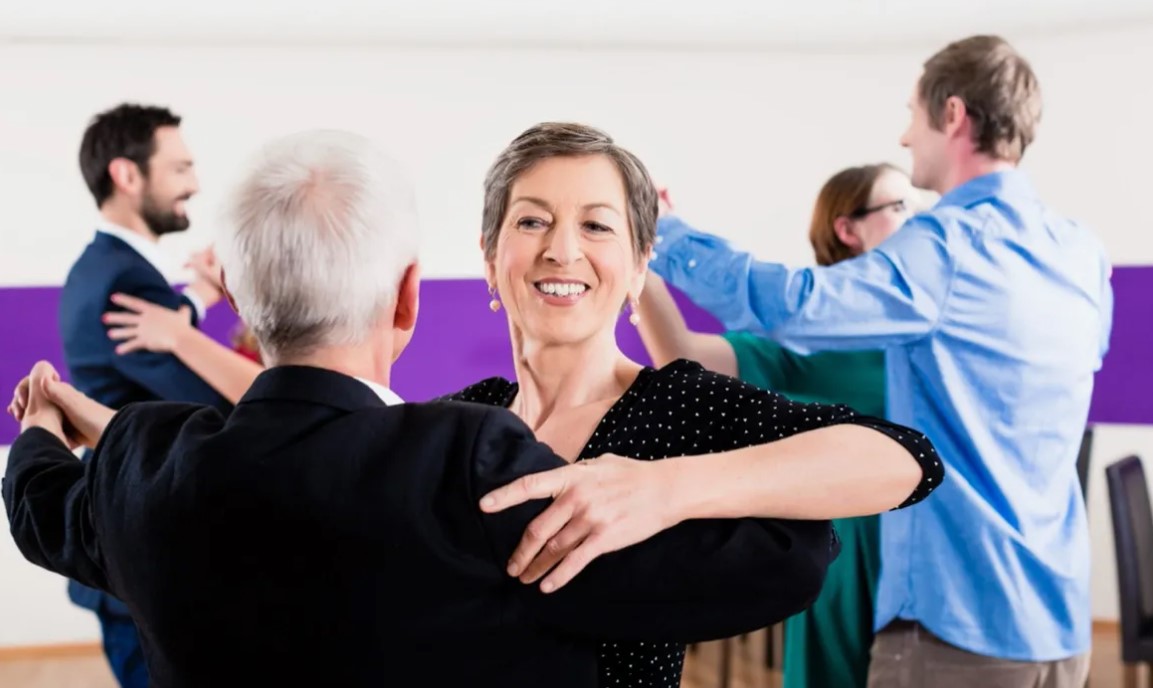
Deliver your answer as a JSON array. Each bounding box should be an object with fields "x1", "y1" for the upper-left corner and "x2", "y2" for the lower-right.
[{"x1": 637, "y1": 162, "x2": 915, "y2": 688}]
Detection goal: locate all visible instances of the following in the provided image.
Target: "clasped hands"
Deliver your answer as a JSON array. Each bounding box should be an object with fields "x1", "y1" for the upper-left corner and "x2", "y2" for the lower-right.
[{"x1": 7, "y1": 361, "x2": 114, "y2": 450}]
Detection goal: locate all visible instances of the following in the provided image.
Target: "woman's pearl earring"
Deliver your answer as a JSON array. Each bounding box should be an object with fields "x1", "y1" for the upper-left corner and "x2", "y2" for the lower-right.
[
  {"x1": 628, "y1": 300, "x2": 641, "y2": 326},
  {"x1": 488, "y1": 285, "x2": 501, "y2": 313}
]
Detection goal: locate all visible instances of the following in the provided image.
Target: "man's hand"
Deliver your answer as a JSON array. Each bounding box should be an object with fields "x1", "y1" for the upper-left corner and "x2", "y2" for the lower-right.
[
  {"x1": 10, "y1": 362, "x2": 72, "y2": 447},
  {"x1": 8, "y1": 362, "x2": 113, "y2": 449},
  {"x1": 186, "y1": 246, "x2": 222, "y2": 290},
  {"x1": 185, "y1": 246, "x2": 223, "y2": 308},
  {"x1": 479, "y1": 454, "x2": 680, "y2": 593},
  {"x1": 8, "y1": 375, "x2": 29, "y2": 419}
]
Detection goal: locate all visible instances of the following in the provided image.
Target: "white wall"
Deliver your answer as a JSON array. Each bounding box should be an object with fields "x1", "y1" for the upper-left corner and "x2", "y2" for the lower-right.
[
  {"x1": 0, "y1": 448, "x2": 102, "y2": 646},
  {"x1": 5, "y1": 0, "x2": 1153, "y2": 50},
  {"x1": 0, "y1": 22, "x2": 1151, "y2": 646},
  {"x1": 3, "y1": 24, "x2": 1153, "y2": 287}
]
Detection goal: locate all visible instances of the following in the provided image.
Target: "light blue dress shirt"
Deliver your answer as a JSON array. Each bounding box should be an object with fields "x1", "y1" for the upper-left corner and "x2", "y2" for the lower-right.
[{"x1": 650, "y1": 170, "x2": 1113, "y2": 661}]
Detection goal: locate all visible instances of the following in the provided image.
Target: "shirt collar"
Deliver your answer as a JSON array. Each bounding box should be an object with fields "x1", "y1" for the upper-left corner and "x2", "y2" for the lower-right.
[
  {"x1": 95, "y1": 219, "x2": 173, "y2": 279},
  {"x1": 934, "y1": 169, "x2": 1038, "y2": 210},
  {"x1": 353, "y1": 377, "x2": 405, "y2": 406}
]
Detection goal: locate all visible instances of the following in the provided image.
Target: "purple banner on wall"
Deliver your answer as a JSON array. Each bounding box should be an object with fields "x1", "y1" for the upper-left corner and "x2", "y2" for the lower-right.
[
  {"x1": 0, "y1": 280, "x2": 722, "y2": 446},
  {"x1": 1088, "y1": 267, "x2": 1153, "y2": 425},
  {"x1": 0, "y1": 268, "x2": 1149, "y2": 446}
]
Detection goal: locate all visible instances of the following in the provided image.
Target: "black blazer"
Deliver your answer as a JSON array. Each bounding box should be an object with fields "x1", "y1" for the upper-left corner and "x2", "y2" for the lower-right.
[
  {"x1": 3, "y1": 366, "x2": 835, "y2": 688},
  {"x1": 58, "y1": 230, "x2": 232, "y2": 613}
]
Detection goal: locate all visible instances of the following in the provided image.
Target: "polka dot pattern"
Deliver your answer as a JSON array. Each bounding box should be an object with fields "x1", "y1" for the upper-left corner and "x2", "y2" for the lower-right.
[{"x1": 447, "y1": 358, "x2": 942, "y2": 686}]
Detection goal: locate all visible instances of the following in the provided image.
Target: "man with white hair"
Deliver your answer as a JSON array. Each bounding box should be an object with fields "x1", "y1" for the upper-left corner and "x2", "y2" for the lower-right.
[{"x1": 3, "y1": 130, "x2": 838, "y2": 687}]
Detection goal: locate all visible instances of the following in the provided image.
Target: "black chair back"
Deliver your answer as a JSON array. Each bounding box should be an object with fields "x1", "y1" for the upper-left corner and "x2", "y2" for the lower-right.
[
  {"x1": 1077, "y1": 427, "x2": 1094, "y2": 503},
  {"x1": 1106, "y1": 455, "x2": 1153, "y2": 663}
]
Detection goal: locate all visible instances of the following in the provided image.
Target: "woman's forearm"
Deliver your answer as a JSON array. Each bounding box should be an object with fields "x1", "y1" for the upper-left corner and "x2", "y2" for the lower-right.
[
  {"x1": 663, "y1": 425, "x2": 923, "y2": 520},
  {"x1": 172, "y1": 327, "x2": 263, "y2": 404},
  {"x1": 638, "y1": 274, "x2": 738, "y2": 375}
]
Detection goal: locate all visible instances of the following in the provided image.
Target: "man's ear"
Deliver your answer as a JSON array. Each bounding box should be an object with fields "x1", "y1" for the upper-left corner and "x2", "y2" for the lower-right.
[
  {"x1": 394, "y1": 262, "x2": 421, "y2": 332},
  {"x1": 942, "y1": 95, "x2": 969, "y2": 141},
  {"x1": 108, "y1": 158, "x2": 142, "y2": 196}
]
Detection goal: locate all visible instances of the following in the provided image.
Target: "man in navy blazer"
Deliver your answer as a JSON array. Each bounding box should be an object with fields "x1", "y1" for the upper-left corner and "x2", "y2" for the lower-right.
[{"x1": 57, "y1": 103, "x2": 229, "y2": 688}]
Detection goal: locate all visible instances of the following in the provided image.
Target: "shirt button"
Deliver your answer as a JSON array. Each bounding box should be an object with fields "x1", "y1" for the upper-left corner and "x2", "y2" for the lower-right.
[{"x1": 687, "y1": 259, "x2": 697, "y2": 269}]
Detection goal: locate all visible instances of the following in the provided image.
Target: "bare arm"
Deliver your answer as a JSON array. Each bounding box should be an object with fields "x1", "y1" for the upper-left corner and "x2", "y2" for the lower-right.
[
  {"x1": 105, "y1": 293, "x2": 263, "y2": 404},
  {"x1": 483, "y1": 422, "x2": 926, "y2": 590},
  {"x1": 637, "y1": 272, "x2": 738, "y2": 375},
  {"x1": 480, "y1": 368, "x2": 942, "y2": 591},
  {"x1": 472, "y1": 407, "x2": 833, "y2": 641},
  {"x1": 166, "y1": 326, "x2": 262, "y2": 404},
  {"x1": 104, "y1": 268, "x2": 231, "y2": 410},
  {"x1": 663, "y1": 424, "x2": 924, "y2": 520}
]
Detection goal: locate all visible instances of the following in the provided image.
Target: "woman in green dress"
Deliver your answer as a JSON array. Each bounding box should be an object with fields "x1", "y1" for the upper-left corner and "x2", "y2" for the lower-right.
[{"x1": 638, "y1": 163, "x2": 916, "y2": 688}]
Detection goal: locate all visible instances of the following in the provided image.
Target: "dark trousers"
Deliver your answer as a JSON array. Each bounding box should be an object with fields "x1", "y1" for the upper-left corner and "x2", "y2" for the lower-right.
[
  {"x1": 97, "y1": 606, "x2": 149, "y2": 688},
  {"x1": 868, "y1": 620, "x2": 1089, "y2": 688}
]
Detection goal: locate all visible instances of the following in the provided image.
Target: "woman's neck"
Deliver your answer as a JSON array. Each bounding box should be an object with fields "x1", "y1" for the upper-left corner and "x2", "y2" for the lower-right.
[{"x1": 509, "y1": 327, "x2": 641, "y2": 431}]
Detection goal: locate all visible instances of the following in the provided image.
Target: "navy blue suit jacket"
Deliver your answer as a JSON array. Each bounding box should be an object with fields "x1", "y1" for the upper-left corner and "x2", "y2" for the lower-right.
[{"x1": 58, "y1": 231, "x2": 232, "y2": 615}]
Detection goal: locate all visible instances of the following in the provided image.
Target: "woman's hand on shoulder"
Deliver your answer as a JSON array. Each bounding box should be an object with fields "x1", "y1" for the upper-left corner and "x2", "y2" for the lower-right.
[
  {"x1": 480, "y1": 454, "x2": 682, "y2": 593},
  {"x1": 103, "y1": 293, "x2": 193, "y2": 355}
]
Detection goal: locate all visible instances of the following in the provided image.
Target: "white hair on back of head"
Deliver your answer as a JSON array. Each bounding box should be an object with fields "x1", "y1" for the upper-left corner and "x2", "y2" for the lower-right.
[{"x1": 216, "y1": 130, "x2": 419, "y2": 360}]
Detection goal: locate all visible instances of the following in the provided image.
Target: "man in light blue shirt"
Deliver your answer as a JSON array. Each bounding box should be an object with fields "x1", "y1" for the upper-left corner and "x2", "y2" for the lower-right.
[{"x1": 650, "y1": 35, "x2": 1111, "y2": 687}]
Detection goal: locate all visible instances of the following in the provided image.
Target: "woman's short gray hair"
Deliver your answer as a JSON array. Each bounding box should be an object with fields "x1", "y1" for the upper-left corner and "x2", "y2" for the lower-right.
[
  {"x1": 216, "y1": 130, "x2": 419, "y2": 360},
  {"x1": 481, "y1": 123, "x2": 658, "y2": 262}
]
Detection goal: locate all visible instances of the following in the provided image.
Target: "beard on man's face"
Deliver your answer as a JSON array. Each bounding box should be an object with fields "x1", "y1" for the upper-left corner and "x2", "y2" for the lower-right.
[{"x1": 140, "y1": 187, "x2": 192, "y2": 236}]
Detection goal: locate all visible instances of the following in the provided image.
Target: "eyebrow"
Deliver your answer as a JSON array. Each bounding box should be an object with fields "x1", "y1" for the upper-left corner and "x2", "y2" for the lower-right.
[{"x1": 509, "y1": 196, "x2": 623, "y2": 214}]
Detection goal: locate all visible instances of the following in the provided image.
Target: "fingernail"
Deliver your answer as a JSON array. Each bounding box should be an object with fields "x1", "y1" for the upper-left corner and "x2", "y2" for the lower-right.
[
  {"x1": 541, "y1": 580, "x2": 555, "y2": 594},
  {"x1": 480, "y1": 496, "x2": 495, "y2": 509},
  {"x1": 506, "y1": 562, "x2": 520, "y2": 576}
]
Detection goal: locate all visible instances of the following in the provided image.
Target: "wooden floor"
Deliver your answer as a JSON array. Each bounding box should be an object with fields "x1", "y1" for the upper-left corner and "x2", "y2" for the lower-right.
[{"x1": 0, "y1": 626, "x2": 1132, "y2": 687}]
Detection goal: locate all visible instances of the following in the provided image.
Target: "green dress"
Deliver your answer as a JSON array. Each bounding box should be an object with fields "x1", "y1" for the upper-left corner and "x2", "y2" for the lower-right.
[{"x1": 723, "y1": 332, "x2": 886, "y2": 688}]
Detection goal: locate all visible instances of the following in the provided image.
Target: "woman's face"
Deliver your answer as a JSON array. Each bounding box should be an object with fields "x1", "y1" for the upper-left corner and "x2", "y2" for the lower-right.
[
  {"x1": 487, "y1": 154, "x2": 646, "y2": 349},
  {"x1": 848, "y1": 169, "x2": 916, "y2": 252}
]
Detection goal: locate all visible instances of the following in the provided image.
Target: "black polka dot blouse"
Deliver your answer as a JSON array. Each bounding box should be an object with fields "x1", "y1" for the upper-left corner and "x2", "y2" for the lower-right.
[{"x1": 446, "y1": 358, "x2": 943, "y2": 688}]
